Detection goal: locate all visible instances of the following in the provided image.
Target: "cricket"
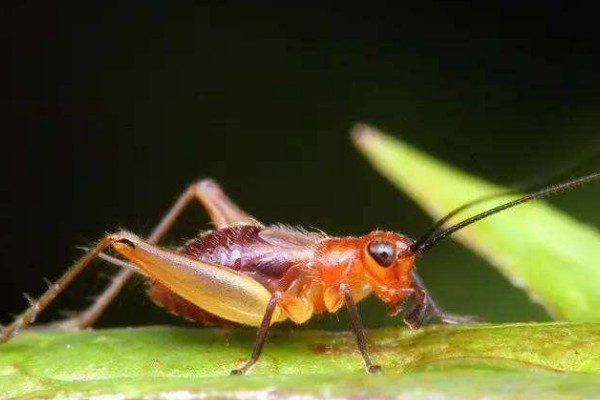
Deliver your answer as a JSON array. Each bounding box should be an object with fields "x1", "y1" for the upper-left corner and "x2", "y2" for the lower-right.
[{"x1": 1, "y1": 172, "x2": 599, "y2": 374}]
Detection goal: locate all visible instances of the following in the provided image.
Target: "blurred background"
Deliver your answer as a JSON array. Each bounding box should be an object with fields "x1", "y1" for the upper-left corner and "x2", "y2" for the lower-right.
[{"x1": 5, "y1": 2, "x2": 600, "y2": 331}]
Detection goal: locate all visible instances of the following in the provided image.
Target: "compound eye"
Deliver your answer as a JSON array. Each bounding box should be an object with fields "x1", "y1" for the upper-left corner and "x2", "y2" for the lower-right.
[{"x1": 367, "y1": 240, "x2": 396, "y2": 267}]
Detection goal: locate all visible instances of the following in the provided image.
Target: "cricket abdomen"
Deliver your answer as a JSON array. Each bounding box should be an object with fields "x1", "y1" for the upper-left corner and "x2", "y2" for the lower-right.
[{"x1": 146, "y1": 224, "x2": 325, "y2": 326}]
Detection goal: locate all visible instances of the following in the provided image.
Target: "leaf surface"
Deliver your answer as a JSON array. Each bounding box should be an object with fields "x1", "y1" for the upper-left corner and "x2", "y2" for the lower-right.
[{"x1": 1, "y1": 324, "x2": 599, "y2": 399}]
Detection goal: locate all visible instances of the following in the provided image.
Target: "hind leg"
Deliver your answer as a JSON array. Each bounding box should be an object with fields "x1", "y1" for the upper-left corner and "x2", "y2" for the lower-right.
[
  {"x1": 51, "y1": 179, "x2": 257, "y2": 331},
  {"x1": 1, "y1": 234, "x2": 125, "y2": 342}
]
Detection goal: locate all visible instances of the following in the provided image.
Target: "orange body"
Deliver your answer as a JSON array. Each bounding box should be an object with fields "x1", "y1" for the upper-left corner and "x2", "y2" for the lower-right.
[{"x1": 133, "y1": 225, "x2": 417, "y2": 327}]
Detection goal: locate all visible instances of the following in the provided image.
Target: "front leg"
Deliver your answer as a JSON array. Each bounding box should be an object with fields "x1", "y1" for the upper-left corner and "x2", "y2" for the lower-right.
[
  {"x1": 340, "y1": 284, "x2": 382, "y2": 374},
  {"x1": 404, "y1": 270, "x2": 480, "y2": 329}
]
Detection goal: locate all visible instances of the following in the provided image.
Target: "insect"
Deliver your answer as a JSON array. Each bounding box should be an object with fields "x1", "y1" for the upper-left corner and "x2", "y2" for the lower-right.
[{"x1": 1, "y1": 173, "x2": 598, "y2": 374}]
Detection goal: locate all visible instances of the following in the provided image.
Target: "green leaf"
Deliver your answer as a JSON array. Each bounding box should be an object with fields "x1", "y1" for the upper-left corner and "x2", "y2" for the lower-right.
[
  {"x1": 1, "y1": 324, "x2": 599, "y2": 399},
  {"x1": 352, "y1": 124, "x2": 600, "y2": 321}
]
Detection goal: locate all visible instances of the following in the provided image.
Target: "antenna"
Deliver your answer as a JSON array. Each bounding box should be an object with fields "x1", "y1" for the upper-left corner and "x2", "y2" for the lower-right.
[
  {"x1": 411, "y1": 172, "x2": 600, "y2": 254},
  {"x1": 416, "y1": 148, "x2": 600, "y2": 248},
  {"x1": 413, "y1": 190, "x2": 514, "y2": 247}
]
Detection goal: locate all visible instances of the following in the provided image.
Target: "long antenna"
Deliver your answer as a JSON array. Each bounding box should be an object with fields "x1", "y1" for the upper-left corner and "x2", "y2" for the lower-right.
[
  {"x1": 414, "y1": 190, "x2": 514, "y2": 247},
  {"x1": 411, "y1": 172, "x2": 600, "y2": 254},
  {"x1": 416, "y1": 148, "x2": 600, "y2": 247}
]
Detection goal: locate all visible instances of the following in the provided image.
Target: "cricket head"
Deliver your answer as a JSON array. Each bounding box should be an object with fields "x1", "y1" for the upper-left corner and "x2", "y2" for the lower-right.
[{"x1": 359, "y1": 231, "x2": 416, "y2": 315}]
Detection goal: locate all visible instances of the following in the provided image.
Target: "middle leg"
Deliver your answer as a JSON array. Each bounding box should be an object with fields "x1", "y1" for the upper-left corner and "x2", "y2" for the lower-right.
[{"x1": 230, "y1": 294, "x2": 281, "y2": 375}]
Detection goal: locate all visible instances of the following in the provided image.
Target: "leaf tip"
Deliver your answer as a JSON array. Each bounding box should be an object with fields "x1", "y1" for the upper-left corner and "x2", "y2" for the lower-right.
[{"x1": 350, "y1": 123, "x2": 380, "y2": 148}]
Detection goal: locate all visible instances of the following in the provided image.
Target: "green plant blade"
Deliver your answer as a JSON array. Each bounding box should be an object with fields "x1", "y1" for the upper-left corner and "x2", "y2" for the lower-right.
[
  {"x1": 1, "y1": 324, "x2": 599, "y2": 399},
  {"x1": 352, "y1": 124, "x2": 600, "y2": 321}
]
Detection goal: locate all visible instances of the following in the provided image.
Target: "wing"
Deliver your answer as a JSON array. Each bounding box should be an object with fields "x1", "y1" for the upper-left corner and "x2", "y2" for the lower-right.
[
  {"x1": 259, "y1": 225, "x2": 327, "y2": 250},
  {"x1": 255, "y1": 226, "x2": 326, "y2": 323},
  {"x1": 111, "y1": 232, "x2": 286, "y2": 327},
  {"x1": 181, "y1": 225, "x2": 326, "y2": 285},
  {"x1": 251, "y1": 225, "x2": 327, "y2": 283}
]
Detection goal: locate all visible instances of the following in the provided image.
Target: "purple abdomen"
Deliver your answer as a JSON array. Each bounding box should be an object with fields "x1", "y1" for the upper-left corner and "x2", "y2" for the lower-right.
[{"x1": 181, "y1": 225, "x2": 307, "y2": 291}]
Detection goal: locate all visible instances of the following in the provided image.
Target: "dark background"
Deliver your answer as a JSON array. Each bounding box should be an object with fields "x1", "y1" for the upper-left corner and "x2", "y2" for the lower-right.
[{"x1": 5, "y1": 2, "x2": 600, "y2": 331}]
